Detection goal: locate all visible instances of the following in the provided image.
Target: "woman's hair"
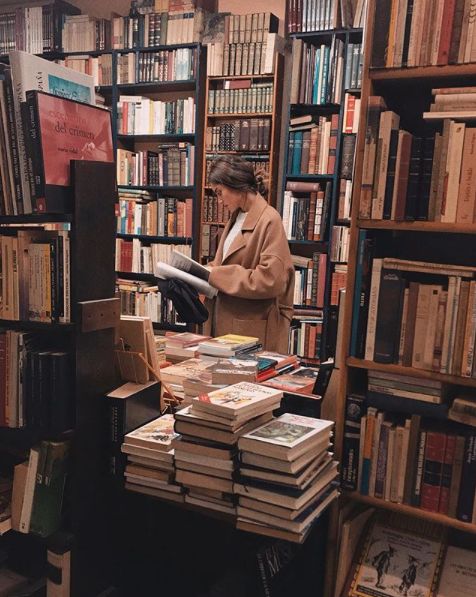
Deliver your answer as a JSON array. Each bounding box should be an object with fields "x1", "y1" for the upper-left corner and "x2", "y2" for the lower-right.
[{"x1": 208, "y1": 155, "x2": 269, "y2": 199}]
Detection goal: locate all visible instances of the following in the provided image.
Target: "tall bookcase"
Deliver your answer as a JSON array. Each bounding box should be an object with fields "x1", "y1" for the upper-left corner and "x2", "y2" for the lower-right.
[
  {"x1": 198, "y1": 52, "x2": 284, "y2": 263},
  {"x1": 330, "y1": 0, "x2": 476, "y2": 594},
  {"x1": 0, "y1": 161, "x2": 118, "y2": 596},
  {"x1": 282, "y1": 26, "x2": 363, "y2": 364}
]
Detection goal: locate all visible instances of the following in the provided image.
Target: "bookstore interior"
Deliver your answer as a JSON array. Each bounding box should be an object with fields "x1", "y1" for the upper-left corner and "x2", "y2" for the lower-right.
[{"x1": 0, "y1": 0, "x2": 476, "y2": 595}]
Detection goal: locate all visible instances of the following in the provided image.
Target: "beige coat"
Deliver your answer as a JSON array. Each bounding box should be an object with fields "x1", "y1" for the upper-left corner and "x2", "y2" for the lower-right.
[{"x1": 203, "y1": 193, "x2": 295, "y2": 353}]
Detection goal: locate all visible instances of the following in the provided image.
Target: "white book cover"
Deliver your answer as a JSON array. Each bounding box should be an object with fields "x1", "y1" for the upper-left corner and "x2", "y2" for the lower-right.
[
  {"x1": 9, "y1": 51, "x2": 95, "y2": 213},
  {"x1": 192, "y1": 382, "x2": 282, "y2": 417},
  {"x1": 239, "y1": 413, "x2": 333, "y2": 449},
  {"x1": 124, "y1": 414, "x2": 178, "y2": 450}
]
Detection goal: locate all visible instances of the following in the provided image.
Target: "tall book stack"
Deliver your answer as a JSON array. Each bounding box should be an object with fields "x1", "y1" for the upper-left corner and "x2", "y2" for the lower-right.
[
  {"x1": 283, "y1": 3, "x2": 365, "y2": 363},
  {"x1": 173, "y1": 382, "x2": 283, "y2": 515},
  {"x1": 235, "y1": 413, "x2": 338, "y2": 543}
]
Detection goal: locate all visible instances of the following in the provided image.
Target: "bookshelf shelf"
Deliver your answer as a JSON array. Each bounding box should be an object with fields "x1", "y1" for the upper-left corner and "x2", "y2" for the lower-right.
[
  {"x1": 290, "y1": 27, "x2": 363, "y2": 40},
  {"x1": 0, "y1": 214, "x2": 73, "y2": 224},
  {"x1": 286, "y1": 174, "x2": 334, "y2": 181},
  {"x1": 208, "y1": 74, "x2": 275, "y2": 80},
  {"x1": 290, "y1": 103, "x2": 341, "y2": 113},
  {"x1": 347, "y1": 492, "x2": 476, "y2": 534},
  {"x1": 117, "y1": 184, "x2": 193, "y2": 192},
  {"x1": 358, "y1": 219, "x2": 476, "y2": 234},
  {"x1": 116, "y1": 79, "x2": 196, "y2": 92},
  {"x1": 117, "y1": 133, "x2": 195, "y2": 142},
  {"x1": 0, "y1": 320, "x2": 75, "y2": 332},
  {"x1": 206, "y1": 112, "x2": 273, "y2": 118},
  {"x1": 346, "y1": 357, "x2": 476, "y2": 388},
  {"x1": 116, "y1": 42, "x2": 199, "y2": 53},
  {"x1": 201, "y1": 221, "x2": 226, "y2": 226},
  {"x1": 116, "y1": 271, "x2": 157, "y2": 281},
  {"x1": 205, "y1": 150, "x2": 270, "y2": 155},
  {"x1": 116, "y1": 233, "x2": 192, "y2": 243},
  {"x1": 370, "y1": 63, "x2": 476, "y2": 81}
]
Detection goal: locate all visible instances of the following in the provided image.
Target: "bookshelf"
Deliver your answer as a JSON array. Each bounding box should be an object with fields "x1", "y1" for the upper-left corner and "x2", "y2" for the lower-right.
[
  {"x1": 330, "y1": 0, "x2": 476, "y2": 594},
  {"x1": 282, "y1": 26, "x2": 363, "y2": 364},
  {"x1": 0, "y1": 161, "x2": 118, "y2": 596},
  {"x1": 198, "y1": 49, "x2": 284, "y2": 263}
]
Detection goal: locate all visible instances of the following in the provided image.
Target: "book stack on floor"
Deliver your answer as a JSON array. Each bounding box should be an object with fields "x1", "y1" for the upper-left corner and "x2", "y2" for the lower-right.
[
  {"x1": 235, "y1": 413, "x2": 338, "y2": 543},
  {"x1": 173, "y1": 382, "x2": 283, "y2": 516},
  {"x1": 160, "y1": 357, "x2": 216, "y2": 404},
  {"x1": 122, "y1": 414, "x2": 183, "y2": 504}
]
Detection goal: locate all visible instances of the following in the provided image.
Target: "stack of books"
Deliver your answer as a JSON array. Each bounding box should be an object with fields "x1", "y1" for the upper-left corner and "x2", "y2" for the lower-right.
[
  {"x1": 197, "y1": 334, "x2": 261, "y2": 360},
  {"x1": 160, "y1": 357, "x2": 215, "y2": 402},
  {"x1": 122, "y1": 414, "x2": 184, "y2": 504},
  {"x1": 164, "y1": 332, "x2": 211, "y2": 363},
  {"x1": 235, "y1": 413, "x2": 338, "y2": 543},
  {"x1": 173, "y1": 382, "x2": 283, "y2": 515}
]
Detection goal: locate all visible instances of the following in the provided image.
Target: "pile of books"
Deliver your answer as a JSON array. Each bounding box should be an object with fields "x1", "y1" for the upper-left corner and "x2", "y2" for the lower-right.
[
  {"x1": 122, "y1": 414, "x2": 184, "y2": 504},
  {"x1": 160, "y1": 357, "x2": 216, "y2": 404},
  {"x1": 197, "y1": 334, "x2": 261, "y2": 360},
  {"x1": 173, "y1": 382, "x2": 283, "y2": 515},
  {"x1": 164, "y1": 332, "x2": 211, "y2": 363},
  {"x1": 235, "y1": 413, "x2": 338, "y2": 543}
]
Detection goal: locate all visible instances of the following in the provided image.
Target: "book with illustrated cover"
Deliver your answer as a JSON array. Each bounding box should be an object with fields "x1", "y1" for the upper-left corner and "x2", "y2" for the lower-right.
[
  {"x1": 192, "y1": 381, "x2": 282, "y2": 419},
  {"x1": 198, "y1": 334, "x2": 260, "y2": 356},
  {"x1": 23, "y1": 90, "x2": 113, "y2": 213},
  {"x1": 165, "y1": 332, "x2": 212, "y2": 347},
  {"x1": 123, "y1": 414, "x2": 178, "y2": 451},
  {"x1": 349, "y1": 513, "x2": 445, "y2": 597},
  {"x1": 262, "y1": 371, "x2": 317, "y2": 395},
  {"x1": 238, "y1": 413, "x2": 334, "y2": 460},
  {"x1": 436, "y1": 546, "x2": 476, "y2": 597},
  {"x1": 210, "y1": 357, "x2": 259, "y2": 385},
  {"x1": 160, "y1": 358, "x2": 214, "y2": 385}
]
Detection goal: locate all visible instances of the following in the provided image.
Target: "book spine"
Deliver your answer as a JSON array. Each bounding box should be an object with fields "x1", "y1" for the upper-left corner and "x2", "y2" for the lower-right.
[
  {"x1": 420, "y1": 431, "x2": 447, "y2": 512},
  {"x1": 457, "y1": 433, "x2": 476, "y2": 522},
  {"x1": 24, "y1": 91, "x2": 45, "y2": 212},
  {"x1": 341, "y1": 394, "x2": 366, "y2": 490}
]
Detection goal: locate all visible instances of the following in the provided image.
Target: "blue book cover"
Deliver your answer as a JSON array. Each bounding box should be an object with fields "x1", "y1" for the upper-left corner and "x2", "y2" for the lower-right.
[
  {"x1": 312, "y1": 48, "x2": 321, "y2": 105},
  {"x1": 292, "y1": 131, "x2": 303, "y2": 175},
  {"x1": 350, "y1": 230, "x2": 367, "y2": 356}
]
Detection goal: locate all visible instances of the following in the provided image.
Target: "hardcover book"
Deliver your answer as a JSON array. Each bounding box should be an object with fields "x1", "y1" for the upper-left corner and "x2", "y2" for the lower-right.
[
  {"x1": 436, "y1": 546, "x2": 476, "y2": 596},
  {"x1": 23, "y1": 90, "x2": 113, "y2": 213}
]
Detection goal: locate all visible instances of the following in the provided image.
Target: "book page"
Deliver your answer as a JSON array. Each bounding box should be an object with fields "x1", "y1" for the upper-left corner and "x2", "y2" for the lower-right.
[
  {"x1": 155, "y1": 262, "x2": 217, "y2": 299},
  {"x1": 170, "y1": 250, "x2": 210, "y2": 281}
]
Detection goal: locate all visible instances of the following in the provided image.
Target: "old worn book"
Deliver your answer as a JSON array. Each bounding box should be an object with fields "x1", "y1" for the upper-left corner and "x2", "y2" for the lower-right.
[
  {"x1": 437, "y1": 546, "x2": 476, "y2": 596},
  {"x1": 238, "y1": 413, "x2": 334, "y2": 461},
  {"x1": 123, "y1": 414, "x2": 178, "y2": 452},
  {"x1": 160, "y1": 358, "x2": 214, "y2": 386},
  {"x1": 191, "y1": 381, "x2": 282, "y2": 420},
  {"x1": 210, "y1": 358, "x2": 258, "y2": 385}
]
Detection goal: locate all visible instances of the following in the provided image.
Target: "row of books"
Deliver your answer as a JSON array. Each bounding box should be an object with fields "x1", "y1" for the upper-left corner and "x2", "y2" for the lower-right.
[
  {"x1": 337, "y1": 179, "x2": 353, "y2": 221},
  {"x1": 206, "y1": 36, "x2": 280, "y2": 77},
  {"x1": 117, "y1": 195, "x2": 193, "y2": 238},
  {"x1": 0, "y1": 332, "x2": 72, "y2": 431},
  {"x1": 117, "y1": 48, "x2": 197, "y2": 84},
  {"x1": 287, "y1": 115, "x2": 339, "y2": 176},
  {"x1": 205, "y1": 119, "x2": 271, "y2": 152},
  {"x1": 289, "y1": 319, "x2": 323, "y2": 362},
  {"x1": 117, "y1": 144, "x2": 195, "y2": 187},
  {"x1": 217, "y1": 12, "x2": 278, "y2": 46},
  {"x1": 62, "y1": 55, "x2": 113, "y2": 87},
  {"x1": 353, "y1": 252, "x2": 476, "y2": 378},
  {"x1": 117, "y1": 279, "x2": 185, "y2": 326},
  {"x1": 290, "y1": 39, "x2": 345, "y2": 106},
  {"x1": 111, "y1": 10, "x2": 202, "y2": 50},
  {"x1": 375, "y1": 0, "x2": 474, "y2": 68},
  {"x1": 331, "y1": 265, "x2": 348, "y2": 305},
  {"x1": 201, "y1": 191, "x2": 231, "y2": 224},
  {"x1": 292, "y1": 253, "x2": 328, "y2": 308},
  {"x1": 330, "y1": 225, "x2": 350, "y2": 262},
  {"x1": 344, "y1": 43, "x2": 363, "y2": 91},
  {"x1": 360, "y1": 97, "x2": 476, "y2": 223},
  {"x1": 207, "y1": 84, "x2": 273, "y2": 115},
  {"x1": 342, "y1": 392, "x2": 476, "y2": 522},
  {"x1": 200, "y1": 223, "x2": 222, "y2": 260},
  {"x1": 0, "y1": 229, "x2": 70, "y2": 323},
  {"x1": 61, "y1": 14, "x2": 111, "y2": 52},
  {"x1": 282, "y1": 183, "x2": 331, "y2": 242},
  {"x1": 8, "y1": 441, "x2": 69, "y2": 538},
  {"x1": 115, "y1": 239, "x2": 191, "y2": 274},
  {"x1": 287, "y1": 0, "x2": 341, "y2": 32},
  {"x1": 117, "y1": 96, "x2": 195, "y2": 136},
  {"x1": 0, "y1": 2, "x2": 79, "y2": 55},
  {"x1": 425, "y1": 86, "x2": 476, "y2": 118}
]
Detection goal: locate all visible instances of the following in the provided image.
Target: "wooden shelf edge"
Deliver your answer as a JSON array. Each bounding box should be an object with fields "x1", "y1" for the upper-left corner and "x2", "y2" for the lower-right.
[
  {"x1": 370, "y1": 63, "x2": 476, "y2": 80},
  {"x1": 346, "y1": 492, "x2": 476, "y2": 534},
  {"x1": 358, "y1": 219, "x2": 476, "y2": 234},
  {"x1": 207, "y1": 112, "x2": 272, "y2": 118},
  {"x1": 346, "y1": 357, "x2": 476, "y2": 387}
]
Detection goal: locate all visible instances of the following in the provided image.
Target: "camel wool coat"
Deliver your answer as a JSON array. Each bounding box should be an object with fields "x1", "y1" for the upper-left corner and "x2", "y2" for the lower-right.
[{"x1": 203, "y1": 193, "x2": 295, "y2": 353}]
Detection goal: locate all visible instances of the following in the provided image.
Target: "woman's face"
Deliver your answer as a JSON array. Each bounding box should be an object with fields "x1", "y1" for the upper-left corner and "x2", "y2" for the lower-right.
[{"x1": 212, "y1": 184, "x2": 245, "y2": 213}]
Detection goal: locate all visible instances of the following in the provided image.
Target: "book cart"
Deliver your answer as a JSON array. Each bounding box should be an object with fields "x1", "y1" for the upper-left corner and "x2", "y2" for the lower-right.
[
  {"x1": 0, "y1": 161, "x2": 118, "y2": 596},
  {"x1": 329, "y1": 0, "x2": 476, "y2": 594}
]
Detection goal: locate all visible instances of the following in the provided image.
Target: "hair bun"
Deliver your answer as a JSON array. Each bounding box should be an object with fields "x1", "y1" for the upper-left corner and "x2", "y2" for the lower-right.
[{"x1": 254, "y1": 169, "x2": 269, "y2": 199}]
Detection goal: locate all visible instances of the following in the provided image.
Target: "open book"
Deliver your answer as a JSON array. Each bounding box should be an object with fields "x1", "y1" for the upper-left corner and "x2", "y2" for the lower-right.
[{"x1": 155, "y1": 250, "x2": 217, "y2": 299}]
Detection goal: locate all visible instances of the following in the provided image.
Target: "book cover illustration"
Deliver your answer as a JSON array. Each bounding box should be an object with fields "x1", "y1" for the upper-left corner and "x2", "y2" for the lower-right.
[
  {"x1": 200, "y1": 334, "x2": 259, "y2": 348},
  {"x1": 36, "y1": 91, "x2": 113, "y2": 188},
  {"x1": 125, "y1": 414, "x2": 178, "y2": 447},
  {"x1": 351, "y1": 519, "x2": 444, "y2": 597},
  {"x1": 243, "y1": 414, "x2": 332, "y2": 447},
  {"x1": 196, "y1": 382, "x2": 281, "y2": 410},
  {"x1": 47, "y1": 75, "x2": 92, "y2": 104}
]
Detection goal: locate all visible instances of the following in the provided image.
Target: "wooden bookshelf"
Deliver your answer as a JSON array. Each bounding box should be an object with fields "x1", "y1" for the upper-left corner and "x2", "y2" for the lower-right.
[
  {"x1": 198, "y1": 52, "x2": 284, "y2": 263},
  {"x1": 328, "y1": 1, "x2": 476, "y2": 595}
]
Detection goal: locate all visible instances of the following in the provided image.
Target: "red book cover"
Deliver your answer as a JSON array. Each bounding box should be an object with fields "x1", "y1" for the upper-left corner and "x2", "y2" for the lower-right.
[
  {"x1": 317, "y1": 253, "x2": 327, "y2": 307},
  {"x1": 327, "y1": 114, "x2": 339, "y2": 175},
  {"x1": 420, "y1": 431, "x2": 447, "y2": 512},
  {"x1": 25, "y1": 90, "x2": 113, "y2": 213},
  {"x1": 438, "y1": 434, "x2": 456, "y2": 514},
  {"x1": 437, "y1": 0, "x2": 457, "y2": 65},
  {"x1": 345, "y1": 94, "x2": 356, "y2": 133}
]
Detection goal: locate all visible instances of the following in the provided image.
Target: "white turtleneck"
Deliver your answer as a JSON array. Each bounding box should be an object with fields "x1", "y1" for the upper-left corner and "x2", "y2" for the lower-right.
[{"x1": 222, "y1": 210, "x2": 247, "y2": 259}]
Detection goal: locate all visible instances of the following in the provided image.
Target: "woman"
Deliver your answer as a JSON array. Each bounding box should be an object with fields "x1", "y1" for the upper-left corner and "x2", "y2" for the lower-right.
[{"x1": 203, "y1": 155, "x2": 295, "y2": 353}]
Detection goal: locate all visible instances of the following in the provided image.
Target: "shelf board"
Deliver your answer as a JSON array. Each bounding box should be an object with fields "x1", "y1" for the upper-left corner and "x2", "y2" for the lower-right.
[
  {"x1": 153, "y1": 322, "x2": 188, "y2": 331},
  {"x1": 116, "y1": 233, "x2": 192, "y2": 243},
  {"x1": 286, "y1": 174, "x2": 334, "y2": 180},
  {"x1": 205, "y1": 150, "x2": 270, "y2": 156},
  {"x1": 115, "y1": 42, "x2": 199, "y2": 53},
  {"x1": 116, "y1": 79, "x2": 196, "y2": 92},
  {"x1": 423, "y1": 111, "x2": 476, "y2": 121},
  {"x1": 116, "y1": 271, "x2": 156, "y2": 281},
  {"x1": 0, "y1": 214, "x2": 73, "y2": 225},
  {"x1": 290, "y1": 28, "x2": 363, "y2": 40},
  {"x1": 0, "y1": 319, "x2": 74, "y2": 331},
  {"x1": 346, "y1": 357, "x2": 476, "y2": 387},
  {"x1": 345, "y1": 88, "x2": 362, "y2": 94},
  {"x1": 358, "y1": 219, "x2": 476, "y2": 234},
  {"x1": 347, "y1": 492, "x2": 476, "y2": 534},
  {"x1": 207, "y1": 112, "x2": 272, "y2": 118},
  {"x1": 370, "y1": 63, "x2": 476, "y2": 81},
  {"x1": 117, "y1": 133, "x2": 195, "y2": 142},
  {"x1": 290, "y1": 103, "x2": 341, "y2": 112},
  {"x1": 118, "y1": 185, "x2": 193, "y2": 192},
  {"x1": 208, "y1": 73, "x2": 274, "y2": 80}
]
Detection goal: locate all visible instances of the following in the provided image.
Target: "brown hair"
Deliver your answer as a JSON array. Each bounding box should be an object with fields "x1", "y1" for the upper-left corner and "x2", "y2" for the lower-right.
[{"x1": 208, "y1": 155, "x2": 269, "y2": 199}]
